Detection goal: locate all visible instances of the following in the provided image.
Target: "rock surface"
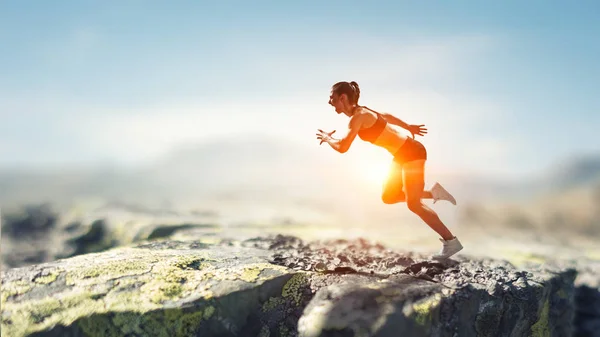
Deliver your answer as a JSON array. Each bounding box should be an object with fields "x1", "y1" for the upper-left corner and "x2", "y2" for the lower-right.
[
  {"x1": 0, "y1": 203, "x2": 219, "y2": 270},
  {"x1": 0, "y1": 234, "x2": 586, "y2": 337},
  {"x1": 571, "y1": 259, "x2": 600, "y2": 337}
]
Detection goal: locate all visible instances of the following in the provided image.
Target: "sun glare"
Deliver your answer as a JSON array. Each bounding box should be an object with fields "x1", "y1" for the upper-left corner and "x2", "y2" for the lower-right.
[{"x1": 360, "y1": 161, "x2": 391, "y2": 185}]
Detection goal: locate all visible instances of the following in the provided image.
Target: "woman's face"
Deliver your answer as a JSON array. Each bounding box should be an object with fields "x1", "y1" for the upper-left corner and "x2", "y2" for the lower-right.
[{"x1": 328, "y1": 90, "x2": 345, "y2": 114}]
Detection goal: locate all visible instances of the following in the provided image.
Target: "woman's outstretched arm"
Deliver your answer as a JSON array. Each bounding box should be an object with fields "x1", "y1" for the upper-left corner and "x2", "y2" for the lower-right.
[
  {"x1": 380, "y1": 112, "x2": 427, "y2": 138},
  {"x1": 380, "y1": 112, "x2": 411, "y2": 129},
  {"x1": 317, "y1": 115, "x2": 364, "y2": 153}
]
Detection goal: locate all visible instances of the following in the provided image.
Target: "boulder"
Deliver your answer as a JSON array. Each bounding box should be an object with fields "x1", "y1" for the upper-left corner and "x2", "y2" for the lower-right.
[
  {"x1": 1, "y1": 203, "x2": 220, "y2": 269},
  {"x1": 1, "y1": 235, "x2": 580, "y2": 337},
  {"x1": 572, "y1": 259, "x2": 600, "y2": 337}
]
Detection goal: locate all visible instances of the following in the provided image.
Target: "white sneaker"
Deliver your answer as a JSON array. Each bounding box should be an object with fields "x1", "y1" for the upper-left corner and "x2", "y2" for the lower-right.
[
  {"x1": 431, "y1": 182, "x2": 457, "y2": 205},
  {"x1": 431, "y1": 237, "x2": 463, "y2": 260}
]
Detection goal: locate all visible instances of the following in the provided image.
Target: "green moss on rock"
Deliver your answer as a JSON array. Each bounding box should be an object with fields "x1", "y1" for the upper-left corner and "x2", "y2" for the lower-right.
[
  {"x1": 240, "y1": 266, "x2": 263, "y2": 282},
  {"x1": 501, "y1": 249, "x2": 549, "y2": 267},
  {"x1": 530, "y1": 298, "x2": 550, "y2": 337},
  {"x1": 33, "y1": 270, "x2": 61, "y2": 285},
  {"x1": 140, "y1": 255, "x2": 211, "y2": 303},
  {"x1": 1, "y1": 242, "x2": 299, "y2": 337},
  {"x1": 65, "y1": 255, "x2": 153, "y2": 286},
  {"x1": 24, "y1": 297, "x2": 63, "y2": 324},
  {"x1": 410, "y1": 293, "x2": 442, "y2": 327},
  {"x1": 262, "y1": 296, "x2": 286, "y2": 312},
  {"x1": 209, "y1": 263, "x2": 289, "y2": 284},
  {"x1": 282, "y1": 273, "x2": 309, "y2": 306},
  {"x1": 203, "y1": 305, "x2": 215, "y2": 319},
  {"x1": 79, "y1": 314, "x2": 123, "y2": 337},
  {"x1": 1, "y1": 236, "x2": 580, "y2": 337},
  {"x1": 81, "y1": 305, "x2": 218, "y2": 337},
  {"x1": 258, "y1": 325, "x2": 271, "y2": 337},
  {"x1": 279, "y1": 322, "x2": 291, "y2": 337},
  {"x1": 2, "y1": 280, "x2": 32, "y2": 303},
  {"x1": 557, "y1": 288, "x2": 568, "y2": 299},
  {"x1": 3, "y1": 290, "x2": 106, "y2": 337}
]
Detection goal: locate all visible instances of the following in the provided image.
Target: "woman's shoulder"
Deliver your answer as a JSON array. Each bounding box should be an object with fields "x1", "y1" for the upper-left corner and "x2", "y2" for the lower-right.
[{"x1": 356, "y1": 106, "x2": 379, "y2": 119}]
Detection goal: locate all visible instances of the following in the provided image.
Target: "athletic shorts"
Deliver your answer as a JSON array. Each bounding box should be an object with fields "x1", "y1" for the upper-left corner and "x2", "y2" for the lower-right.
[{"x1": 393, "y1": 137, "x2": 427, "y2": 164}]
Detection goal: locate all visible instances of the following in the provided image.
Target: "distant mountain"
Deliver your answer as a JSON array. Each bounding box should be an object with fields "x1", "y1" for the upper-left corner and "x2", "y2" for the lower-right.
[
  {"x1": 0, "y1": 135, "x2": 598, "y2": 209},
  {"x1": 541, "y1": 154, "x2": 600, "y2": 191},
  {"x1": 438, "y1": 152, "x2": 600, "y2": 204},
  {"x1": 0, "y1": 135, "x2": 352, "y2": 207},
  {"x1": 457, "y1": 154, "x2": 600, "y2": 240}
]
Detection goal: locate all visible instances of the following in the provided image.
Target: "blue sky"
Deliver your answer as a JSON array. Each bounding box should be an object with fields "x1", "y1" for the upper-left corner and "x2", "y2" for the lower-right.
[{"x1": 1, "y1": 1, "x2": 599, "y2": 178}]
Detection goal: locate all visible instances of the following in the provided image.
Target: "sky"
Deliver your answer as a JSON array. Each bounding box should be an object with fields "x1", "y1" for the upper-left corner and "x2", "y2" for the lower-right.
[{"x1": 1, "y1": 1, "x2": 599, "y2": 179}]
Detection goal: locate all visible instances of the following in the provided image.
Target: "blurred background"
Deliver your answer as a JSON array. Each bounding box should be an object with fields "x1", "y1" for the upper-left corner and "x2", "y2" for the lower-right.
[{"x1": 1, "y1": 1, "x2": 599, "y2": 269}]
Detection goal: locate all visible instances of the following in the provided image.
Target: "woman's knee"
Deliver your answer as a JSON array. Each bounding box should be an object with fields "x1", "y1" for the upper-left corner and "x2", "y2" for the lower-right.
[{"x1": 406, "y1": 199, "x2": 423, "y2": 213}]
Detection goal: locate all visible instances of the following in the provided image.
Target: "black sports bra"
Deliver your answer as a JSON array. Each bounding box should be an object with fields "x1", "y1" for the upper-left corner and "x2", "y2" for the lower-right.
[{"x1": 357, "y1": 106, "x2": 387, "y2": 143}]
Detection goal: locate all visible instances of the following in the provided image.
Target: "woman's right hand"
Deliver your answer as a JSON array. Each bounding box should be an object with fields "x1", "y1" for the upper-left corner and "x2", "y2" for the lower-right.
[{"x1": 316, "y1": 129, "x2": 336, "y2": 145}]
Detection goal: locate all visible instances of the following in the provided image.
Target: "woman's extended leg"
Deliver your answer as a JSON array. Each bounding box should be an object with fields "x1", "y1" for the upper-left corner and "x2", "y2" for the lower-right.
[
  {"x1": 402, "y1": 159, "x2": 454, "y2": 240},
  {"x1": 402, "y1": 159, "x2": 463, "y2": 259}
]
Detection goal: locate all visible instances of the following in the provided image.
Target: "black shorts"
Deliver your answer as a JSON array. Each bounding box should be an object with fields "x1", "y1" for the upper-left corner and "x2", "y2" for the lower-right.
[{"x1": 393, "y1": 137, "x2": 427, "y2": 164}]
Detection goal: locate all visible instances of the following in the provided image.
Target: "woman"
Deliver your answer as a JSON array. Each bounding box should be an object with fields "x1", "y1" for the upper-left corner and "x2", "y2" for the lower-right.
[{"x1": 316, "y1": 81, "x2": 463, "y2": 260}]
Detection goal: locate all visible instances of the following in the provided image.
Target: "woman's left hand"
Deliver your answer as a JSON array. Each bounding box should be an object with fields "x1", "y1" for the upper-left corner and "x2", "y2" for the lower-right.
[{"x1": 407, "y1": 124, "x2": 427, "y2": 138}]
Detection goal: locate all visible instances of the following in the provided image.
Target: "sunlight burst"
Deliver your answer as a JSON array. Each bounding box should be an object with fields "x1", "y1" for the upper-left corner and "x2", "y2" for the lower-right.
[{"x1": 359, "y1": 161, "x2": 392, "y2": 185}]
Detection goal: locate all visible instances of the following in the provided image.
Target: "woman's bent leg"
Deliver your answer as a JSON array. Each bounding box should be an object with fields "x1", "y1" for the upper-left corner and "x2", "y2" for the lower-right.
[{"x1": 402, "y1": 159, "x2": 454, "y2": 241}]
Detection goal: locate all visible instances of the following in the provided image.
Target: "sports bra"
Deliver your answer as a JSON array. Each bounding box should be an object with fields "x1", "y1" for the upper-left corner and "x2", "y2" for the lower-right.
[{"x1": 357, "y1": 106, "x2": 387, "y2": 143}]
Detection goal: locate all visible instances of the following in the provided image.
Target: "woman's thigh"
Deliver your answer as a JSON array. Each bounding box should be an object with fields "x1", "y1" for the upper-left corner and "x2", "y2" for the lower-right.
[
  {"x1": 402, "y1": 159, "x2": 426, "y2": 201},
  {"x1": 381, "y1": 160, "x2": 405, "y2": 202}
]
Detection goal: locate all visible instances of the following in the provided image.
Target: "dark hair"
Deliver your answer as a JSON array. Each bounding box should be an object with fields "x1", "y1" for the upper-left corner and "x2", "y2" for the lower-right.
[{"x1": 332, "y1": 81, "x2": 360, "y2": 105}]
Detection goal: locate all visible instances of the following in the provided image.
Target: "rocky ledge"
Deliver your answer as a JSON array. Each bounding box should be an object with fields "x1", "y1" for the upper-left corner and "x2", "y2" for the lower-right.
[{"x1": 0, "y1": 235, "x2": 585, "y2": 336}]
